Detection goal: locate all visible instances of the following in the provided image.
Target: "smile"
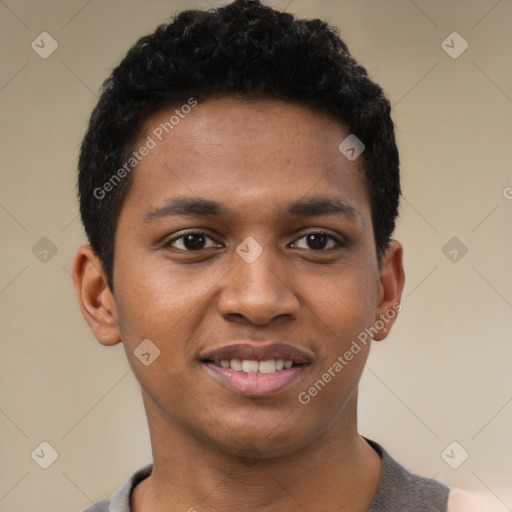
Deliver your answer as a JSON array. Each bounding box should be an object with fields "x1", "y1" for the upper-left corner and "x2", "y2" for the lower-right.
[
  {"x1": 200, "y1": 342, "x2": 313, "y2": 397},
  {"x1": 211, "y1": 358, "x2": 295, "y2": 374},
  {"x1": 203, "y1": 359, "x2": 309, "y2": 397}
]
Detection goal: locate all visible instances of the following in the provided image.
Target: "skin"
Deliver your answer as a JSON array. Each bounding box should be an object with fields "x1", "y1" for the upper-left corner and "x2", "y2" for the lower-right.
[{"x1": 74, "y1": 98, "x2": 405, "y2": 511}]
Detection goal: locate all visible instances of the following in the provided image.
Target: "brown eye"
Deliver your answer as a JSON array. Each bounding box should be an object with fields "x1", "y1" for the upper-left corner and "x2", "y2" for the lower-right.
[
  {"x1": 165, "y1": 232, "x2": 219, "y2": 251},
  {"x1": 291, "y1": 232, "x2": 344, "y2": 251},
  {"x1": 306, "y1": 233, "x2": 328, "y2": 250}
]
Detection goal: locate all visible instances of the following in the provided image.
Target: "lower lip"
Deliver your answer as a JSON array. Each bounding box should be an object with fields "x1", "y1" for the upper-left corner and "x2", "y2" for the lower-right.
[{"x1": 204, "y1": 362, "x2": 307, "y2": 397}]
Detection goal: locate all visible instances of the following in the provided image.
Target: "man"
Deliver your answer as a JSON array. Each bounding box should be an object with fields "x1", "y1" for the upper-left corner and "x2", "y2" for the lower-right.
[{"x1": 73, "y1": 1, "x2": 482, "y2": 510}]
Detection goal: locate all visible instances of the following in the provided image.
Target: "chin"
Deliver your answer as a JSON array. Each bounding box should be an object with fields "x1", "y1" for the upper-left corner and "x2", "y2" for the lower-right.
[{"x1": 203, "y1": 416, "x2": 314, "y2": 460}]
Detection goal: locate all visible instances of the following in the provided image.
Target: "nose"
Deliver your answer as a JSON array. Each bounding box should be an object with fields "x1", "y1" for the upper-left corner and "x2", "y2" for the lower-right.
[{"x1": 217, "y1": 242, "x2": 299, "y2": 326}]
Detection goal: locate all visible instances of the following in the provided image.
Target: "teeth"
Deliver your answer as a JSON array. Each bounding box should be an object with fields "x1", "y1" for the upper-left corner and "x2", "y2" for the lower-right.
[
  {"x1": 214, "y1": 358, "x2": 296, "y2": 373},
  {"x1": 258, "y1": 359, "x2": 276, "y2": 374},
  {"x1": 242, "y1": 360, "x2": 259, "y2": 373},
  {"x1": 230, "y1": 358, "x2": 243, "y2": 371}
]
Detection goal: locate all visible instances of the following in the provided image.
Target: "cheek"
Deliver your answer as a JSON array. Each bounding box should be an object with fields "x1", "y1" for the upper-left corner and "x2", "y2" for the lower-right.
[
  {"x1": 113, "y1": 255, "x2": 216, "y2": 339},
  {"x1": 306, "y1": 262, "x2": 379, "y2": 336},
  {"x1": 298, "y1": 279, "x2": 374, "y2": 416},
  {"x1": 112, "y1": 258, "x2": 226, "y2": 401},
  {"x1": 112, "y1": 270, "x2": 198, "y2": 417}
]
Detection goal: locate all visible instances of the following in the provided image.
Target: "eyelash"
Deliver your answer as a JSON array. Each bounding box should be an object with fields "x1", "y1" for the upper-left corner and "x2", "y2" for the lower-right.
[{"x1": 163, "y1": 230, "x2": 346, "y2": 253}]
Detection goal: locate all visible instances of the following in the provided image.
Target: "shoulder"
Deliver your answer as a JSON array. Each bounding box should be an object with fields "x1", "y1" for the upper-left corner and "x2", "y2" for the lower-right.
[
  {"x1": 447, "y1": 488, "x2": 509, "y2": 512},
  {"x1": 80, "y1": 498, "x2": 110, "y2": 512},
  {"x1": 366, "y1": 439, "x2": 450, "y2": 511},
  {"x1": 78, "y1": 464, "x2": 153, "y2": 512}
]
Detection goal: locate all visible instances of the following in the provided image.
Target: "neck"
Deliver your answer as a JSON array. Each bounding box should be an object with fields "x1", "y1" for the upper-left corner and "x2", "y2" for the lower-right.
[{"x1": 131, "y1": 391, "x2": 382, "y2": 512}]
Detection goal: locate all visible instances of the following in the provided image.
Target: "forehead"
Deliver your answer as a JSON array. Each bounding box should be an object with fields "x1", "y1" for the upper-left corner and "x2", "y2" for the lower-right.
[{"x1": 123, "y1": 98, "x2": 370, "y2": 220}]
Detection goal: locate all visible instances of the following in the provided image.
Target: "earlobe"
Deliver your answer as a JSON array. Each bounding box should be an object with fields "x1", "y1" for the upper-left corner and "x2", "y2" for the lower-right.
[
  {"x1": 72, "y1": 245, "x2": 121, "y2": 346},
  {"x1": 373, "y1": 240, "x2": 405, "y2": 342}
]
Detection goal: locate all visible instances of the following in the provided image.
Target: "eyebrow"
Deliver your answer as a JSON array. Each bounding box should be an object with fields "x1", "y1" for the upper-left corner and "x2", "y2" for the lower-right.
[{"x1": 144, "y1": 196, "x2": 361, "y2": 223}]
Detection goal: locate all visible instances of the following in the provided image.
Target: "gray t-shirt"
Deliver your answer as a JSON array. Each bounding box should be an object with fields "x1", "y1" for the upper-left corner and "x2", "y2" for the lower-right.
[{"x1": 81, "y1": 438, "x2": 450, "y2": 511}]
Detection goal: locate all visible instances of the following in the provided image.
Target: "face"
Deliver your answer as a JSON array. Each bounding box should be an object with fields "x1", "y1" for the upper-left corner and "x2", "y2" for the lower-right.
[{"x1": 76, "y1": 98, "x2": 403, "y2": 458}]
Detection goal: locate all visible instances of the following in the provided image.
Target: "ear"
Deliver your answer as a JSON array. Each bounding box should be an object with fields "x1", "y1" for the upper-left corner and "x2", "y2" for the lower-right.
[
  {"x1": 72, "y1": 245, "x2": 121, "y2": 346},
  {"x1": 373, "y1": 240, "x2": 405, "y2": 342}
]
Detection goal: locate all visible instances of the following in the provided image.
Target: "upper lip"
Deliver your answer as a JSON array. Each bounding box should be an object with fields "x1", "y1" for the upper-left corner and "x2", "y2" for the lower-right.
[{"x1": 201, "y1": 343, "x2": 313, "y2": 364}]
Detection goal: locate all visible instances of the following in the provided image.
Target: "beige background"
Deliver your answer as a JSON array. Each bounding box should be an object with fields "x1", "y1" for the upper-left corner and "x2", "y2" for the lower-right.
[{"x1": 1, "y1": 0, "x2": 511, "y2": 510}]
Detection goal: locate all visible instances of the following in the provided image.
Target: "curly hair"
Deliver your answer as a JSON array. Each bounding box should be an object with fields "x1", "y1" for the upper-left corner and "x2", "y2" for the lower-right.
[{"x1": 78, "y1": 0, "x2": 400, "y2": 290}]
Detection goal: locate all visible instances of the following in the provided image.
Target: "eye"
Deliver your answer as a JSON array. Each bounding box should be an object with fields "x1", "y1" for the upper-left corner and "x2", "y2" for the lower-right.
[
  {"x1": 164, "y1": 232, "x2": 220, "y2": 251},
  {"x1": 163, "y1": 230, "x2": 345, "y2": 253},
  {"x1": 291, "y1": 231, "x2": 345, "y2": 251}
]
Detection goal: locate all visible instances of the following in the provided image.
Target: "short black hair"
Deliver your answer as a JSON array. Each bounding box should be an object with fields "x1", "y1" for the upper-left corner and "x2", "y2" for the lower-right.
[{"x1": 78, "y1": 0, "x2": 400, "y2": 291}]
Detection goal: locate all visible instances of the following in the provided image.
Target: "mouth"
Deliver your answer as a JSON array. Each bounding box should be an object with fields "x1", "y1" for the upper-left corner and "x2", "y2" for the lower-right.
[
  {"x1": 209, "y1": 358, "x2": 300, "y2": 374},
  {"x1": 200, "y1": 343, "x2": 312, "y2": 397}
]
